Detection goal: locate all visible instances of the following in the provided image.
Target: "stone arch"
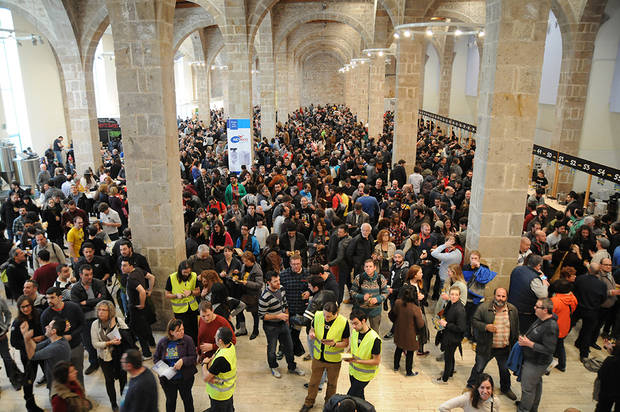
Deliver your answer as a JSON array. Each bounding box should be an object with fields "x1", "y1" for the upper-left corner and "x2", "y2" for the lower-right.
[
  {"x1": 182, "y1": 0, "x2": 225, "y2": 28},
  {"x1": 173, "y1": 8, "x2": 217, "y2": 52},
  {"x1": 301, "y1": 49, "x2": 346, "y2": 66},
  {"x1": 296, "y1": 41, "x2": 352, "y2": 65},
  {"x1": 292, "y1": 35, "x2": 356, "y2": 63},
  {"x1": 274, "y1": 12, "x2": 371, "y2": 52}
]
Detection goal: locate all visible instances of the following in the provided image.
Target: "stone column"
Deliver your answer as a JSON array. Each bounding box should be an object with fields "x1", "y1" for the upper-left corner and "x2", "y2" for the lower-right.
[
  {"x1": 438, "y1": 36, "x2": 455, "y2": 117},
  {"x1": 195, "y1": 64, "x2": 211, "y2": 123},
  {"x1": 357, "y1": 63, "x2": 370, "y2": 124},
  {"x1": 105, "y1": 0, "x2": 186, "y2": 325},
  {"x1": 393, "y1": 36, "x2": 425, "y2": 174},
  {"x1": 344, "y1": 69, "x2": 352, "y2": 110},
  {"x1": 62, "y1": 54, "x2": 101, "y2": 174},
  {"x1": 467, "y1": 0, "x2": 550, "y2": 283},
  {"x1": 287, "y1": 53, "x2": 298, "y2": 113},
  {"x1": 348, "y1": 66, "x2": 360, "y2": 119},
  {"x1": 368, "y1": 55, "x2": 385, "y2": 138},
  {"x1": 552, "y1": 0, "x2": 606, "y2": 194},
  {"x1": 275, "y1": 45, "x2": 288, "y2": 122},
  {"x1": 258, "y1": 12, "x2": 276, "y2": 139}
]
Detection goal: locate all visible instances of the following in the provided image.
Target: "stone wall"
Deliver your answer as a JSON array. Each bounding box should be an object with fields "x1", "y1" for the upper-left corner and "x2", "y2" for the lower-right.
[{"x1": 301, "y1": 53, "x2": 344, "y2": 106}]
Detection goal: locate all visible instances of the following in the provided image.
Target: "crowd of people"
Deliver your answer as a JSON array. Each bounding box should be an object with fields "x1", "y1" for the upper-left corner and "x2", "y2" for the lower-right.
[{"x1": 0, "y1": 103, "x2": 618, "y2": 412}]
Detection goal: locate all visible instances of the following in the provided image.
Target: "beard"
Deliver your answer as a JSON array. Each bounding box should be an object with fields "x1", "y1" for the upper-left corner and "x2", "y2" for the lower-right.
[{"x1": 494, "y1": 299, "x2": 506, "y2": 308}]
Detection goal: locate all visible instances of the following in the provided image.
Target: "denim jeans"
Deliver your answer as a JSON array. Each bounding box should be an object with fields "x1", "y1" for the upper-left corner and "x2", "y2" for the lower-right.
[{"x1": 263, "y1": 321, "x2": 296, "y2": 370}]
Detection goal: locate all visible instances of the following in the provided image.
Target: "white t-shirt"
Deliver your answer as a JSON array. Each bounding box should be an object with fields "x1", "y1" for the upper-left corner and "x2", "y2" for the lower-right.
[{"x1": 100, "y1": 208, "x2": 122, "y2": 235}]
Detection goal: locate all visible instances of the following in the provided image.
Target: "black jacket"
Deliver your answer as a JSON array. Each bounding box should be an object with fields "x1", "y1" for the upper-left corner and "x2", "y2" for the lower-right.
[
  {"x1": 5, "y1": 259, "x2": 29, "y2": 300},
  {"x1": 347, "y1": 233, "x2": 374, "y2": 272},
  {"x1": 323, "y1": 394, "x2": 375, "y2": 412},
  {"x1": 279, "y1": 232, "x2": 308, "y2": 267},
  {"x1": 442, "y1": 300, "x2": 466, "y2": 346},
  {"x1": 70, "y1": 278, "x2": 111, "y2": 314}
]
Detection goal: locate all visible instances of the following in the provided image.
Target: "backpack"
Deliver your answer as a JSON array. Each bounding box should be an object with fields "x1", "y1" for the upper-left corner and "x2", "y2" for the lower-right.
[{"x1": 342, "y1": 236, "x2": 354, "y2": 266}]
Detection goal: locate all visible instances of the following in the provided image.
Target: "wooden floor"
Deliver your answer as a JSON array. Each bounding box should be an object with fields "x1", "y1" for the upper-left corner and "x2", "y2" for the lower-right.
[{"x1": 0, "y1": 304, "x2": 598, "y2": 412}]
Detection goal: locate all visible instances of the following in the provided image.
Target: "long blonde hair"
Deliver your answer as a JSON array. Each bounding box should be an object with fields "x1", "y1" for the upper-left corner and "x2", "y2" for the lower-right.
[{"x1": 448, "y1": 264, "x2": 465, "y2": 283}]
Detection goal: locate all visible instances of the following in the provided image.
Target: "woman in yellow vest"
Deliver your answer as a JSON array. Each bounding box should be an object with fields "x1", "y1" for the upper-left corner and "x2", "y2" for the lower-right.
[
  {"x1": 300, "y1": 302, "x2": 350, "y2": 412},
  {"x1": 201, "y1": 326, "x2": 236, "y2": 412},
  {"x1": 165, "y1": 260, "x2": 200, "y2": 344},
  {"x1": 343, "y1": 309, "x2": 382, "y2": 400}
]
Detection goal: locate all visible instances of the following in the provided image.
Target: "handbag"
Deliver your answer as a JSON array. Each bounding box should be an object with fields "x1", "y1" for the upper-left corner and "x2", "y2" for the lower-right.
[{"x1": 551, "y1": 252, "x2": 569, "y2": 282}]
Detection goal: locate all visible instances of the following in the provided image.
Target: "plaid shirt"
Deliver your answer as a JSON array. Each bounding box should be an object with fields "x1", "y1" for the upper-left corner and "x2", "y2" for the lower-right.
[
  {"x1": 492, "y1": 306, "x2": 510, "y2": 348},
  {"x1": 279, "y1": 268, "x2": 308, "y2": 315}
]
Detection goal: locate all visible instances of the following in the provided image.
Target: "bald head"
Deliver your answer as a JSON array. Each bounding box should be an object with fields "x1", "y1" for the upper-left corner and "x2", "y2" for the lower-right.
[
  {"x1": 589, "y1": 262, "x2": 600, "y2": 275},
  {"x1": 520, "y1": 237, "x2": 531, "y2": 253},
  {"x1": 535, "y1": 230, "x2": 546, "y2": 243}
]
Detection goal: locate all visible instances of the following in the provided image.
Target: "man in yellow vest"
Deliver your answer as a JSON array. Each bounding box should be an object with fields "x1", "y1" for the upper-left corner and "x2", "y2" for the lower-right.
[
  {"x1": 202, "y1": 326, "x2": 236, "y2": 412},
  {"x1": 343, "y1": 309, "x2": 381, "y2": 400},
  {"x1": 300, "y1": 301, "x2": 350, "y2": 412},
  {"x1": 165, "y1": 260, "x2": 200, "y2": 344}
]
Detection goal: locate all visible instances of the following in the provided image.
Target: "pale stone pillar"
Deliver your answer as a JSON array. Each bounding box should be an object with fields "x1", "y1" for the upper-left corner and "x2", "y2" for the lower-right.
[
  {"x1": 258, "y1": 12, "x2": 276, "y2": 139},
  {"x1": 105, "y1": 0, "x2": 186, "y2": 324},
  {"x1": 275, "y1": 46, "x2": 288, "y2": 122},
  {"x1": 438, "y1": 36, "x2": 455, "y2": 117},
  {"x1": 348, "y1": 66, "x2": 360, "y2": 119},
  {"x1": 287, "y1": 53, "x2": 298, "y2": 113},
  {"x1": 195, "y1": 64, "x2": 211, "y2": 123},
  {"x1": 368, "y1": 56, "x2": 385, "y2": 138},
  {"x1": 552, "y1": 0, "x2": 606, "y2": 194},
  {"x1": 393, "y1": 36, "x2": 425, "y2": 174},
  {"x1": 344, "y1": 69, "x2": 353, "y2": 110},
  {"x1": 63, "y1": 54, "x2": 101, "y2": 174},
  {"x1": 467, "y1": 0, "x2": 551, "y2": 284},
  {"x1": 357, "y1": 63, "x2": 369, "y2": 124}
]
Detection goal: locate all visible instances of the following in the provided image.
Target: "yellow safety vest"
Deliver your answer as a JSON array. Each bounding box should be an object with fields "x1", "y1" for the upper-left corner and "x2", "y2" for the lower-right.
[
  {"x1": 312, "y1": 312, "x2": 347, "y2": 362},
  {"x1": 169, "y1": 272, "x2": 199, "y2": 313},
  {"x1": 349, "y1": 328, "x2": 380, "y2": 382},
  {"x1": 205, "y1": 344, "x2": 237, "y2": 401}
]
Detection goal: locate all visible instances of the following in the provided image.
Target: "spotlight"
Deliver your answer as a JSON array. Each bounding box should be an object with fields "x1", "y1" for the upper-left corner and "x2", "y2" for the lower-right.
[
  {"x1": 478, "y1": 30, "x2": 485, "y2": 37},
  {"x1": 378, "y1": 51, "x2": 383, "y2": 57},
  {"x1": 367, "y1": 52, "x2": 371, "y2": 57},
  {"x1": 403, "y1": 30, "x2": 411, "y2": 38},
  {"x1": 455, "y1": 29, "x2": 462, "y2": 36},
  {"x1": 211, "y1": 65, "x2": 215, "y2": 70},
  {"x1": 393, "y1": 32, "x2": 400, "y2": 39},
  {"x1": 426, "y1": 29, "x2": 433, "y2": 37}
]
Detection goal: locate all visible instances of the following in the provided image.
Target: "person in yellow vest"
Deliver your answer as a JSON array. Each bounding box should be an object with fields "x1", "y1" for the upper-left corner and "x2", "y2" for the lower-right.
[
  {"x1": 165, "y1": 260, "x2": 200, "y2": 344},
  {"x1": 299, "y1": 301, "x2": 350, "y2": 412},
  {"x1": 201, "y1": 327, "x2": 236, "y2": 412},
  {"x1": 343, "y1": 309, "x2": 382, "y2": 400}
]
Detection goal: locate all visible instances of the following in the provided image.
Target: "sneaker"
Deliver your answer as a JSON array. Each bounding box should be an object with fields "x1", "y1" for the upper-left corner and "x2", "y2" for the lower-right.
[
  {"x1": 406, "y1": 371, "x2": 419, "y2": 377},
  {"x1": 288, "y1": 367, "x2": 306, "y2": 376},
  {"x1": 142, "y1": 355, "x2": 152, "y2": 361},
  {"x1": 433, "y1": 377, "x2": 448, "y2": 385},
  {"x1": 502, "y1": 389, "x2": 517, "y2": 401},
  {"x1": 384, "y1": 332, "x2": 393, "y2": 339},
  {"x1": 271, "y1": 368, "x2": 282, "y2": 378},
  {"x1": 85, "y1": 364, "x2": 99, "y2": 375}
]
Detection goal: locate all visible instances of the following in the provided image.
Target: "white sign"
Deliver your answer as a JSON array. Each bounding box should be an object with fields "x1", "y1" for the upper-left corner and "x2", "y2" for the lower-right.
[{"x1": 226, "y1": 118, "x2": 252, "y2": 173}]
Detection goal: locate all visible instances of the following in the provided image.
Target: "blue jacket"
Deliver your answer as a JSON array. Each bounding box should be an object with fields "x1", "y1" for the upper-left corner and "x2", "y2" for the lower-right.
[
  {"x1": 506, "y1": 342, "x2": 523, "y2": 381},
  {"x1": 507, "y1": 265, "x2": 539, "y2": 314},
  {"x1": 236, "y1": 235, "x2": 260, "y2": 258}
]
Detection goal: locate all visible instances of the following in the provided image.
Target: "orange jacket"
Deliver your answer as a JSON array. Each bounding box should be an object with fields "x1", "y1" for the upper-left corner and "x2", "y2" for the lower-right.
[{"x1": 551, "y1": 293, "x2": 578, "y2": 338}]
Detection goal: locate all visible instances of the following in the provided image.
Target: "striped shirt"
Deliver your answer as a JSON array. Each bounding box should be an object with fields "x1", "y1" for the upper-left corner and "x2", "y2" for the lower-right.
[
  {"x1": 492, "y1": 306, "x2": 510, "y2": 348},
  {"x1": 258, "y1": 286, "x2": 288, "y2": 323}
]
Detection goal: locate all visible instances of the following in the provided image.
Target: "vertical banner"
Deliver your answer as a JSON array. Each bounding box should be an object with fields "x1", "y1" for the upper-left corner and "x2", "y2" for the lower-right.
[{"x1": 226, "y1": 118, "x2": 252, "y2": 173}]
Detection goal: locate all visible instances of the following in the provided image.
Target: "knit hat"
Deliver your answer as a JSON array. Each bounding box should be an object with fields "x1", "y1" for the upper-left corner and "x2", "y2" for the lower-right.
[{"x1": 394, "y1": 249, "x2": 405, "y2": 257}]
